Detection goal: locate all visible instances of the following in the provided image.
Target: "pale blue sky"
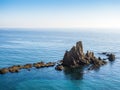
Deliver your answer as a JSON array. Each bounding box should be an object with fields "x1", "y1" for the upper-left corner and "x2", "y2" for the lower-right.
[{"x1": 0, "y1": 0, "x2": 120, "y2": 29}]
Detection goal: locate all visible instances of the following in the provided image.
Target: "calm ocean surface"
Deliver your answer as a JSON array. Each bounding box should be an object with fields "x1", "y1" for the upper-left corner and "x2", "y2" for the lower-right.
[{"x1": 0, "y1": 29, "x2": 120, "y2": 90}]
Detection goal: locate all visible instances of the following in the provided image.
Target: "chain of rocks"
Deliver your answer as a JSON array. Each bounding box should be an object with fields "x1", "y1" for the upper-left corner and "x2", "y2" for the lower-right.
[
  {"x1": 0, "y1": 62, "x2": 55, "y2": 74},
  {"x1": 0, "y1": 41, "x2": 116, "y2": 74}
]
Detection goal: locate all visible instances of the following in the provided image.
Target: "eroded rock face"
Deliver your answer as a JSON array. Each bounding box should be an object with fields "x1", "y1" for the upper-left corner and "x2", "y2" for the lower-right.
[
  {"x1": 62, "y1": 41, "x2": 84, "y2": 67},
  {"x1": 62, "y1": 41, "x2": 107, "y2": 69}
]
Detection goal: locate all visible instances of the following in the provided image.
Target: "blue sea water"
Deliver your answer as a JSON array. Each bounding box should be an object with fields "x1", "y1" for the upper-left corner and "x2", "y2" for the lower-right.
[{"x1": 0, "y1": 29, "x2": 120, "y2": 90}]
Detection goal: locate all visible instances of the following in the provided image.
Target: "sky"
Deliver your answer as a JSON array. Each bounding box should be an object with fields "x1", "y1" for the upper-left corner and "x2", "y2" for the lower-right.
[{"x1": 0, "y1": 0, "x2": 120, "y2": 30}]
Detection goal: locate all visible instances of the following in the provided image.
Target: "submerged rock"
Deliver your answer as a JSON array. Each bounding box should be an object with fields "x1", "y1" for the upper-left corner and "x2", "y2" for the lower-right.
[{"x1": 101, "y1": 52, "x2": 108, "y2": 55}]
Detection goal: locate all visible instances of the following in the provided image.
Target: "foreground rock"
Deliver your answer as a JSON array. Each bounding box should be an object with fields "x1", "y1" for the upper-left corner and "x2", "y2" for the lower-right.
[{"x1": 60, "y1": 41, "x2": 107, "y2": 70}]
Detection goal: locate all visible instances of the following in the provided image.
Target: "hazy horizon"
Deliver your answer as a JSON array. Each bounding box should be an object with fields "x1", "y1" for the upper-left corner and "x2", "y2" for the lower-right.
[
  {"x1": 0, "y1": 28, "x2": 120, "y2": 34},
  {"x1": 0, "y1": 0, "x2": 120, "y2": 31}
]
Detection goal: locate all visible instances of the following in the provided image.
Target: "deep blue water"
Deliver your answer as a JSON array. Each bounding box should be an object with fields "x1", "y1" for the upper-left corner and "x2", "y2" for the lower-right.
[{"x1": 0, "y1": 29, "x2": 120, "y2": 90}]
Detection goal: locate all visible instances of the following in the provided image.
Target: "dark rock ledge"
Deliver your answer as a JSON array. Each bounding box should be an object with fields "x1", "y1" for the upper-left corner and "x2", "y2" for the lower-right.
[{"x1": 0, "y1": 41, "x2": 115, "y2": 74}]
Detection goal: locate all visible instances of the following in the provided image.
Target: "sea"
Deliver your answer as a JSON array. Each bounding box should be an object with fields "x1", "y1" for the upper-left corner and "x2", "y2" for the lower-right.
[{"x1": 0, "y1": 29, "x2": 120, "y2": 90}]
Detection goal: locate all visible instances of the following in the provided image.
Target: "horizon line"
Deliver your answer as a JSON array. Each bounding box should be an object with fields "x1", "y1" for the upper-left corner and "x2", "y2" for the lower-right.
[{"x1": 0, "y1": 27, "x2": 120, "y2": 33}]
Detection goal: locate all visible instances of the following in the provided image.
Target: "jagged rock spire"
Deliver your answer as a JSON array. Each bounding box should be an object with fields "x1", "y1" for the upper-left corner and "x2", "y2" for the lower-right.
[{"x1": 62, "y1": 41, "x2": 85, "y2": 66}]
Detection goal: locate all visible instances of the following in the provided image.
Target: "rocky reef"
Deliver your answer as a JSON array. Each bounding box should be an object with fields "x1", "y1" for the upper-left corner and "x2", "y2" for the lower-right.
[
  {"x1": 0, "y1": 41, "x2": 116, "y2": 74},
  {"x1": 0, "y1": 62, "x2": 55, "y2": 74}
]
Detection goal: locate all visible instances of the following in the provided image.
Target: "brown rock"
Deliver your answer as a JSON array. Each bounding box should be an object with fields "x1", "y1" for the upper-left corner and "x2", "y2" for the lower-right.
[
  {"x1": 33, "y1": 62, "x2": 45, "y2": 68},
  {"x1": 45, "y1": 62, "x2": 55, "y2": 67},
  {"x1": 8, "y1": 65, "x2": 20, "y2": 73},
  {"x1": 55, "y1": 65, "x2": 64, "y2": 71},
  {"x1": 0, "y1": 68, "x2": 9, "y2": 74},
  {"x1": 23, "y1": 64, "x2": 32, "y2": 69}
]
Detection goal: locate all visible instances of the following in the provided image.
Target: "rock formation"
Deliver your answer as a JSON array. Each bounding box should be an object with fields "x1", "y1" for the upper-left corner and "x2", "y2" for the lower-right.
[
  {"x1": 107, "y1": 54, "x2": 115, "y2": 61},
  {"x1": 55, "y1": 64, "x2": 64, "y2": 71},
  {"x1": 0, "y1": 68, "x2": 9, "y2": 74},
  {"x1": 0, "y1": 61, "x2": 55, "y2": 74},
  {"x1": 0, "y1": 41, "x2": 115, "y2": 74},
  {"x1": 99, "y1": 52, "x2": 116, "y2": 61},
  {"x1": 60, "y1": 41, "x2": 107, "y2": 70},
  {"x1": 23, "y1": 64, "x2": 32, "y2": 69},
  {"x1": 8, "y1": 65, "x2": 21, "y2": 73},
  {"x1": 33, "y1": 61, "x2": 55, "y2": 68},
  {"x1": 45, "y1": 62, "x2": 55, "y2": 67}
]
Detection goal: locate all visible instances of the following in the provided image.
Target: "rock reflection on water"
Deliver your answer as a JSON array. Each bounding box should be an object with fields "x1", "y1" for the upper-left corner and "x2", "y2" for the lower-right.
[{"x1": 63, "y1": 67, "x2": 84, "y2": 80}]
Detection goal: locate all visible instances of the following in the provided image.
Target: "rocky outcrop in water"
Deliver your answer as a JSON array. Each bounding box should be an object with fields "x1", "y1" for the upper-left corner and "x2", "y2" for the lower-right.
[
  {"x1": 0, "y1": 68, "x2": 9, "y2": 74},
  {"x1": 99, "y1": 52, "x2": 116, "y2": 61},
  {"x1": 0, "y1": 62, "x2": 55, "y2": 74},
  {"x1": 33, "y1": 62, "x2": 55, "y2": 68},
  {"x1": 58, "y1": 41, "x2": 107, "y2": 70},
  {"x1": 0, "y1": 41, "x2": 116, "y2": 74},
  {"x1": 55, "y1": 64, "x2": 64, "y2": 71},
  {"x1": 108, "y1": 54, "x2": 115, "y2": 61},
  {"x1": 23, "y1": 64, "x2": 32, "y2": 69}
]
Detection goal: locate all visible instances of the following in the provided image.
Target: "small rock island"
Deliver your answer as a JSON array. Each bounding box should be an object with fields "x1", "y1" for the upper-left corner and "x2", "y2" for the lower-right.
[{"x1": 55, "y1": 41, "x2": 115, "y2": 71}]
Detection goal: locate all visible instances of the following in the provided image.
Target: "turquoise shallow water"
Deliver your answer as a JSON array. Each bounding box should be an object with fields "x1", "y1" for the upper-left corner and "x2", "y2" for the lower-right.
[{"x1": 0, "y1": 29, "x2": 120, "y2": 90}]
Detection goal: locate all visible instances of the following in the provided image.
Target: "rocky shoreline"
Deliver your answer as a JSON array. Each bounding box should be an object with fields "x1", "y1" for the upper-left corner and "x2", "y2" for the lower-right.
[{"x1": 0, "y1": 41, "x2": 115, "y2": 74}]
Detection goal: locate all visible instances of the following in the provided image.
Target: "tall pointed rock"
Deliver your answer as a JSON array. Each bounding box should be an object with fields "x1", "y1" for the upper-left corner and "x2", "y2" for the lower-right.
[{"x1": 62, "y1": 41, "x2": 85, "y2": 67}]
